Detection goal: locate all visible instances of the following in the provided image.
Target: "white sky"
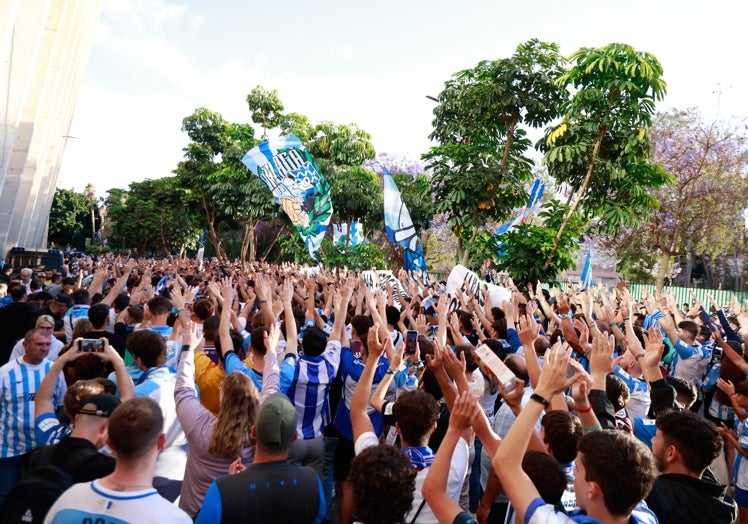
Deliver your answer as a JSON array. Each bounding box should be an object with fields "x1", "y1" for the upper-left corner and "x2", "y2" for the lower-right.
[{"x1": 56, "y1": 0, "x2": 748, "y2": 196}]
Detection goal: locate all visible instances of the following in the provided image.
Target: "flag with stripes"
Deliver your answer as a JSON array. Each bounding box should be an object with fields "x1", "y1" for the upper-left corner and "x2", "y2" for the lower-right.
[{"x1": 383, "y1": 168, "x2": 428, "y2": 282}]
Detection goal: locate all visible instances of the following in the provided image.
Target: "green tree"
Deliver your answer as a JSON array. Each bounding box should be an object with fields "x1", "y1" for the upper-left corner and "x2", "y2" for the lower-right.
[
  {"x1": 307, "y1": 121, "x2": 376, "y2": 166},
  {"x1": 495, "y1": 200, "x2": 588, "y2": 285},
  {"x1": 48, "y1": 188, "x2": 91, "y2": 249},
  {"x1": 177, "y1": 107, "x2": 240, "y2": 262},
  {"x1": 425, "y1": 39, "x2": 566, "y2": 264},
  {"x1": 538, "y1": 43, "x2": 671, "y2": 278},
  {"x1": 280, "y1": 112, "x2": 316, "y2": 143},
  {"x1": 326, "y1": 166, "x2": 382, "y2": 242},
  {"x1": 106, "y1": 178, "x2": 199, "y2": 256},
  {"x1": 212, "y1": 122, "x2": 279, "y2": 261},
  {"x1": 246, "y1": 86, "x2": 285, "y2": 140}
]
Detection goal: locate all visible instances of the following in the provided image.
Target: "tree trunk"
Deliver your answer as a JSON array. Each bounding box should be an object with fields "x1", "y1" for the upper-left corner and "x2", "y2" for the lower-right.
[
  {"x1": 159, "y1": 213, "x2": 172, "y2": 261},
  {"x1": 540, "y1": 125, "x2": 607, "y2": 281},
  {"x1": 499, "y1": 117, "x2": 517, "y2": 178},
  {"x1": 457, "y1": 228, "x2": 479, "y2": 266},
  {"x1": 240, "y1": 221, "x2": 254, "y2": 262},
  {"x1": 655, "y1": 250, "x2": 671, "y2": 292},
  {"x1": 249, "y1": 226, "x2": 257, "y2": 263},
  {"x1": 260, "y1": 224, "x2": 286, "y2": 261},
  {"x1": 206, "y1": 221, "x2": 226, "y2": 263}
]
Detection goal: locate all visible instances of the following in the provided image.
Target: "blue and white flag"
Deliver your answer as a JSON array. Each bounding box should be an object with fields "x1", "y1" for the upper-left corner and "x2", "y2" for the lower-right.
[
  {"x1": 242, "y1": 134, "x2": 333, "y2": 260},
  {"x1": 495, "y1": 178, "x2": 546, "y2": 257},
  {"x1": 383, "y1": 168, "x2": 428, "y2": 282},
  {"x1": 580, "y1": 249, "x2": 592, "y2": 291},
  {"x1": 333, "y1": 221, "x2": 363, "y2": 247},
  {"x1": 156, "y1": 275, "x2": 171, "y2": 295}
]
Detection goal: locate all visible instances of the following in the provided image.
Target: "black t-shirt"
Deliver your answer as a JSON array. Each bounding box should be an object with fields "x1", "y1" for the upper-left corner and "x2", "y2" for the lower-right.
[
  {"x1": 216, "y1": 460, "x2": 322, "y2": 523},
  {"x1": 29, "y1": 436, "x2": 115, "y2": 483}
]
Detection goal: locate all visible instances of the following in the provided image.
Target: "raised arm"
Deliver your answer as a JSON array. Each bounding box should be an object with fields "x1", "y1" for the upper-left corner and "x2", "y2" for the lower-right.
[
  {"x1": 423, "y1": 391, "x2": 482, "y2": 524},
  {"x1": 493, "y1": 345, "x2": 581, "y2": 522},
  {"x1": 281, "y1": 280, "x2": 298, "y2": 358},
  {"x1": 351, "y1": 324, "x2": 387, "y2": 445}
]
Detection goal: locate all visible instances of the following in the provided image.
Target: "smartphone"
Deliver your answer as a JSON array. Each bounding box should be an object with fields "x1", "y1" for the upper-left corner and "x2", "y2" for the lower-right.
[
  {"x1": 405, "y1": 330, "x2": 418, "y2": 355},
  {"x1": 474, "y1": 344, "x2": 516, "y2": 391},
  {"x1": 78, "y1": 339, "x2": 104, "y2": 353},
  {"x1": 351, "y1": 339, "x2": 362, "y2": 357}
]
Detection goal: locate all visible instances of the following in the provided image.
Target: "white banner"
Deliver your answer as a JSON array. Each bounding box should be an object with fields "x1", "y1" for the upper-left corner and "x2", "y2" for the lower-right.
[{"x1": 445, "y1": 265, "x2": 511, "y2": 312}]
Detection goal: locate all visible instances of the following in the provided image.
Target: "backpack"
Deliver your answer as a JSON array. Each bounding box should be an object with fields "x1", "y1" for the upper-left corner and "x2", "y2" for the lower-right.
[{"x1": 0, "y1": 445, "x2": 99, "y2": 523}]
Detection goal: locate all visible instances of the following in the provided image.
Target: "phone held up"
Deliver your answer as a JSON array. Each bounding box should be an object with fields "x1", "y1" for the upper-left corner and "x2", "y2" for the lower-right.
[
  {"x1": 405, "y1": 330, "x2": 418, "y2": 355},
  {"x1": 78, "y1": 339, "x2": 104, "y2": 353}
]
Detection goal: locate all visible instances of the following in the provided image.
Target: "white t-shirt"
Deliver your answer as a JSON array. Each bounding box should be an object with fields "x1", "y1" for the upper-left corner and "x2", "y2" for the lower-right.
[
  {"x1": 44, "y1": 480, "x2": 191, "y2": 524},
  {"x1": 354, "y1": 431, "x2": 469, "y2": 524}
]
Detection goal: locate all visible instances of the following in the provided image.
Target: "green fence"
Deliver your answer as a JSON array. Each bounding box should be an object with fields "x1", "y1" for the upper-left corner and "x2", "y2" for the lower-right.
[{"x1": 553, "y1": 283, "x2": 748, "y2": 309}]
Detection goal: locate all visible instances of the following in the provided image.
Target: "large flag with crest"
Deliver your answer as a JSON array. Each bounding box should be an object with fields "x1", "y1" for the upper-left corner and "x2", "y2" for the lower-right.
[
  {"x1": 383, "y1": 168, "x2": 428, "y2": 282},
  {"x1": 242, "y1": 134, "x2": 333, "y2": 260}
]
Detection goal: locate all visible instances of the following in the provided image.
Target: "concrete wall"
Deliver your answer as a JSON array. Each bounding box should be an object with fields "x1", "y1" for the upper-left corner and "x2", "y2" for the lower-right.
[{"x1": 0, "y1": 0, "x2": 101, "y2": 254}]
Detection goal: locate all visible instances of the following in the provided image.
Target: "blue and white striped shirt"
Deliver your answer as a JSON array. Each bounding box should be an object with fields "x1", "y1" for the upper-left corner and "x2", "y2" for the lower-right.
[
  {"x1": 0, "y1": 357, "x2": 66, "y2": 457},
  {"x1": 286, "y1": 340, "x2": 341, "y2": 439}
]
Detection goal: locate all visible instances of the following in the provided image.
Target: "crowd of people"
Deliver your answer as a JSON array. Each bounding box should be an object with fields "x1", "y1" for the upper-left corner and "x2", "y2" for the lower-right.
[{"x1": 0, "y1": 253, "x2": 743, "y2": 524}]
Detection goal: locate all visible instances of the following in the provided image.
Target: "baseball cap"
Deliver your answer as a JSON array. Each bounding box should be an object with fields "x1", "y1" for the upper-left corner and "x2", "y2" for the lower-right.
[
  {"x1": 53, "y1": 293, "x2": 72, "y2": 306},
  {"x1": 77, "y1": 393, "x2": 121, "y2": 418},
  {"x1": 255, "y1": 393, "x2": 297, "y2": 450}
]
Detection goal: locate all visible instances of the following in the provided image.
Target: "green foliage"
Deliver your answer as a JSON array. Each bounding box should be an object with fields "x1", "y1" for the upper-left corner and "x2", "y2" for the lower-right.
[
  {"x1": 326, "y1": 166, "x2": 382, "y2": 235},
  {"x1": 307, "y1": 121, "x2": 376, "y2": 166},
  {"x1": 276, "y1": 232, "x2": 315, "y2": 265},
  {"x1": 496, "y1": 200, "x2": 588, "y2": 285},
  {"x1": 539, "y1": 43, "x2": 670, "y2": 235},
  {"x1": 48, "y1": 188, "x2": 92, "y2": 249},
  {"x1": 246, "y1": 86, "x2": 285, "y2": 139},
  {"x1": 280, "y1": 112, "x2": 315, "y2": 143},
  {"x1": 425, "y1": 39, "x2": 567, "y2": 263},
  {"x1": 318, "y1": 238, "x2": 386, "y2": 270},
  {"x1": 106, "y1": 178, "x2": 199, "y2": 255}
]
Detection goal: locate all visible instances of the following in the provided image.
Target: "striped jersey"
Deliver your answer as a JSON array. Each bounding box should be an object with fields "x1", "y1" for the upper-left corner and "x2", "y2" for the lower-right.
[
  {"x1": 0, "y1": 357, "x2": 66, "y2": 457},
  {"x1": 286, "y1": 340, "x2": 341, "y2": 439}
]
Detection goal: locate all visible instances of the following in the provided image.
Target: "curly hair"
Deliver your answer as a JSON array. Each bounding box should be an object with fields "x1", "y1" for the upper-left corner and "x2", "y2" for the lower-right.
[
  {"x1": 350, "y1": 443, "x2": 416, "y2": 524},
  {"x1": 209, "y1": 371, "x2": 260, "y2": 457}
]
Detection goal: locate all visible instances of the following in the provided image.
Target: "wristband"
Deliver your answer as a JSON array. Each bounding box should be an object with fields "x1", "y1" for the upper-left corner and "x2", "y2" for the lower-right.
[
  {"x1": 581, "y1": 422, "x2": 601, "y2": 432},
  {"x1": 386, "y1": 368, "x2": 396, "y2": 375},
  {"x1": 610, "y1": 321, "x2": 618, "y2": 328},
  {"x1": 530, "y1": 393, "x2": 550, "y2": 408},
  {"x1": 558, "y1": 313, "x2": 570, "y2": 320},
  {"x1": 180, "y1": 344, "x2": 191, "y2": 353},
  {"x1": 576, "y1": 403, "x2": 593, "y2": 413}
]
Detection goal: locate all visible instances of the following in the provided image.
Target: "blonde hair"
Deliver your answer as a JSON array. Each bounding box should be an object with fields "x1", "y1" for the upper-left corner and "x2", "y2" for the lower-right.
[
  {"x1": 36, "y1": 315, "x2": 55, "y2": 328},
  {"x1": 209, "y1": 372, "x2": 260, "y2": 457}
]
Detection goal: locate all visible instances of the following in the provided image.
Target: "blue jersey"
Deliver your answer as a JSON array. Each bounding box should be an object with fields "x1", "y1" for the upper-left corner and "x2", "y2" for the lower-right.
[
  {"x1": 0, "y1": 357, "x2": 66, "y2": 457},
  {"x1": 286, "y1": 340, "x2": 341, "y2": 440}
]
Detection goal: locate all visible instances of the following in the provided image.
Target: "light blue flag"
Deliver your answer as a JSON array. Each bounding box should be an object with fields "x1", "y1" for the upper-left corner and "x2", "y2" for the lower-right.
[
  {"x1": 580, "y1": 249, "x2": 592, "y2": 291},
  {"x1": 383, "y1": 168, "x2": 428, "y2": 282},
  {"x1": 333, "y1": 221, "x2": 364, "y2": 247},
  {"x1": 242, "y1": 134, "x2": 333, "y2": 260},
  {"x1": 495, "y1": 178, "x2": 546, "y2": 257}
]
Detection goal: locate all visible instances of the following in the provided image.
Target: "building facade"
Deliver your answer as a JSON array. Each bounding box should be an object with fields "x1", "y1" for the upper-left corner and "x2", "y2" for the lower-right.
[{"x1": 0, "y1": 0, "x2": 101, "y2": 254}]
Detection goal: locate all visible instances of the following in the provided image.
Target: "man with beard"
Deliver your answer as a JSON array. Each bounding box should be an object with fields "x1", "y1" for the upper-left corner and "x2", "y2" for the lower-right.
[{"x1": 646, "y1": 410, "x2": 737, "y2": 524}]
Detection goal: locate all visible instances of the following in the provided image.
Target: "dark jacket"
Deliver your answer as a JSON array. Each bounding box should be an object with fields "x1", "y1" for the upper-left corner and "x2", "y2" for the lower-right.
[{"x1": 645, "y1": 470, "x2": 738, "y2": 524}]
